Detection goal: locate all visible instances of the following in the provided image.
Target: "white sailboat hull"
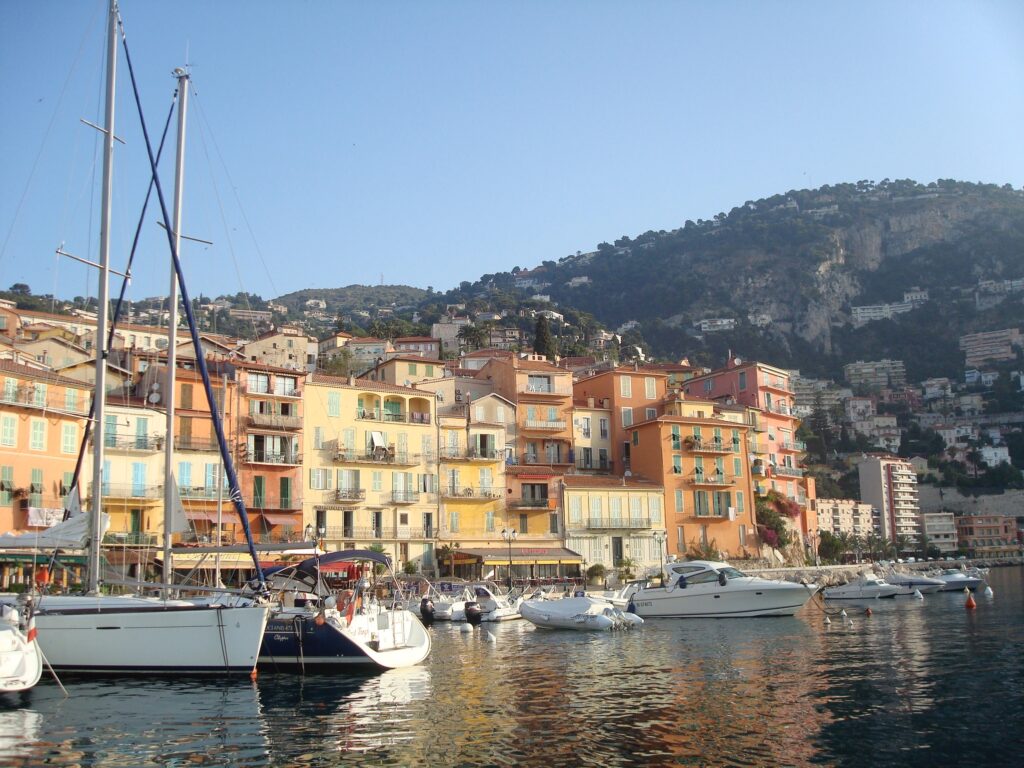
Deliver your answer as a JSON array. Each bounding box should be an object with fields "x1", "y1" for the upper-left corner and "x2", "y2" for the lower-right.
[
  {"x1": 19, "y1": 596, "x2": 269, "y2": 675},
  {"x1": 0, "y1": 624, "x2": 42, "y2": 692}
]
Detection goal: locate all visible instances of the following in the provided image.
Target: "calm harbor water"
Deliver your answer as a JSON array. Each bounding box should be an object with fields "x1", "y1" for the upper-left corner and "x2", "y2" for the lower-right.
[{"x1": 1, "y1": 567, "x2": 1022, "y2": 767}]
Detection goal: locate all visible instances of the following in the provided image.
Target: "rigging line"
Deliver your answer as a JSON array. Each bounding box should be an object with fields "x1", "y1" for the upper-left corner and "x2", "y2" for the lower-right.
[
  {"x1": 70, "y1": 95, "x2": 179, "y2": 493},
  {"x1": 118, "y1": 18, "x2": 267, "y2": 592},
  {"x1": 189, "y1": 90, "x2": 261, "y2": 342},
  {"x1": 190, "y1": 89, "x2": 280, "y2": 299},
  {"x1": 0, "y1": 0, "x2": 104, "y2": 267}
]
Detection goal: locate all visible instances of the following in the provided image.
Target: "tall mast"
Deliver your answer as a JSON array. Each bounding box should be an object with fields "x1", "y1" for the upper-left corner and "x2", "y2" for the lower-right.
[
  {"x1": 163, "y1": 67, "x2": 189, "y2": 586},
  {"x1": 88, "y1": 0, "x2": 119, "y2": 594}
]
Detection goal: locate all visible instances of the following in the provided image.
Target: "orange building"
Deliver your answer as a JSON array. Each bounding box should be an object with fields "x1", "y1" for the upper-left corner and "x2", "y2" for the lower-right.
[
  {"x1": 628, "y1": 395, "x2": 759, "y2": 561},
  {"x1": 0, "y1": 360, "x2": 91, "y2": 532}
]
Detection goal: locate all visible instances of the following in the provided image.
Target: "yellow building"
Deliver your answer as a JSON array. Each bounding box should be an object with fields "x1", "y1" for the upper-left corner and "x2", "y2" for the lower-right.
[
  {"x1": 302, "y1": 373, "x2": 437, "y2": 571},
  {"x1": 571, "y1": 398, "x2": 612, "y2": 472},
  {"x1": 562, "y1": 475, "x2": 666, "y2": 580}
]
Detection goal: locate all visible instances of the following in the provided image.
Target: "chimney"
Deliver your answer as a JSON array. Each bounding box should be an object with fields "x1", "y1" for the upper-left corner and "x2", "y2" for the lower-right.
[
  {"x1": 348, "y1": 375, "x2": 355, "y2": 386},
  {"x1": 587, "y1": 397, "x2": 595, "y2": 408}
]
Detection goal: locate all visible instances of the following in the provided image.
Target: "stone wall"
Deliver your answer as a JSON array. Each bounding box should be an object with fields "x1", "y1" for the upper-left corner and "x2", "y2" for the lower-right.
[{"x1": 918, "y1": 484, "x2": 1024, "y2": 517}]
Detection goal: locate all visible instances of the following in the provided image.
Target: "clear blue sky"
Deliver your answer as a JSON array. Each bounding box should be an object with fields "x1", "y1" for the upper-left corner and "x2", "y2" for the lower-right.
[{"x1": 2, "y1": 0, "x2": 1023, "y2": 305}]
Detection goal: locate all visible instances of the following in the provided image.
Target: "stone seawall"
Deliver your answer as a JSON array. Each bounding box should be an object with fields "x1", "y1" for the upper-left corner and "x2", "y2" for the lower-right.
[{"x1": 756, "y1": 556, "x2": 1022, "y2": 587}]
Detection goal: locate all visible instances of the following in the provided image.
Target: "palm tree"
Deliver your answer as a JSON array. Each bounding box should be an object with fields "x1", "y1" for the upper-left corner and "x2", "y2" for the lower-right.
[{"x1": 457, "y1": 324, "x2": 486, "y2": 351}]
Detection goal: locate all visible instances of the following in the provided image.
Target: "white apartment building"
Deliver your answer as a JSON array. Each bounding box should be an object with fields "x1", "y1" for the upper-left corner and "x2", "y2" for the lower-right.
[
  {"x1": 921, "y1": 512, "x2": 958, "y2": 555},
  {"x1": 858, "y1": 455, "x2": 921, "y2": 548},
  {"x1": 815, "y1": 498, "x2": 878, "y2": 540}
]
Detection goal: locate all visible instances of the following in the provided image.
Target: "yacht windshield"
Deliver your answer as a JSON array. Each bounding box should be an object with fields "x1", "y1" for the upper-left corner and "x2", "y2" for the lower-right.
[{"x1": 719, "y1": 567, "x2": 746, "y2": 580}]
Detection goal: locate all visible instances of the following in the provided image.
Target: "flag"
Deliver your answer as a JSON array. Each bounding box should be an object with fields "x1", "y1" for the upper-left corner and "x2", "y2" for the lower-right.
[{"x1": 26, "y1": 613, "x2": 36, "y2": 643}]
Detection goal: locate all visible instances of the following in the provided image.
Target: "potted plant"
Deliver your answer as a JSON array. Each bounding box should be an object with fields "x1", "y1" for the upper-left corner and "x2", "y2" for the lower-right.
[
  {"x1": 585, "y1": 563, "x2": 606, "y2": 585},
  {"x1": 618, "y1": 557, "x2": 637, "y2": 580}
]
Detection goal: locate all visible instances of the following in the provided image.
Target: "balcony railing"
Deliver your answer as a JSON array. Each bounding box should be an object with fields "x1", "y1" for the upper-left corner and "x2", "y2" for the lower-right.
[
  {"x1": 244, "y1": 494, "x2": 303, "y2": 510},
  {"x1": 773, "y1": 466, "x2": 805, "y2": 478},
  {"x1": 355, "y1": 410, "x2": 432, "y2": 425},
  {"x1": 244, "y1": 450, "x2": 302, "y2": 465},
  {"x1": 92, "y1": 483, "x2": 164, "y2": 499},
  {"x1": 520, "y1": 453, "x2": 571, "y2": 466},
  {"x1": 103, "y1": 532, "x2": 158, "y2": 546},
  {"x1": 175, "y1": 437, "x2": 220, "y2": 452},
  {"x1": 0, "y1": 389, "x2": 89, "y2": 415},
  {"x1": 686, "y1": 474, "x2": 732, "y2": 487},
  {"x1": 686, "y1": 438, "x2": 733, "y2": 453},
  {"x1": 97, "y1": 434, "x2": 165, "y2": 452},
  {"x1": 438, "y1": 448, "x2": 501, "y2": 461},
  {"x1": 249, "y1": 413, "x2": 302, "y2": 430},
  {"x1": 523, "y1": 383, "x2": 571, "y2": 395},
  {"x1": 780, "y1": 440, "x2": 806, "y2": 452},
  {"x1": 390, "y1": 491, "x2": 420, "y2": 504},
  {"x1": 524, "y1": 419, "x2": 567, "y2": 431},
  {"x1": 582, "y1": 517, "x2": 651, "y2": 530},
  {"x1": 440, "y1": 486, "x2": 501, "y2": 500},
  {"x1": 335, "y1": 488, "x2": 367, "y2": 502},
  {"x1": 322, "y1": 526, "x2": 436, "y2": 540},
  {"x1": 179, "y1": 486, "x2": 223, "y2": 500},
  {"x1": 510, "y1": 497, "x2": 551, "y2": 508},
  {"x1": 334, "y1": 449, "x2": 422, "y2": 466}
]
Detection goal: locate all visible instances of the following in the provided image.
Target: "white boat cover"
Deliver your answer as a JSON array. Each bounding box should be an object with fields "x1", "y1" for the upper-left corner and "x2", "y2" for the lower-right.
[{"x1": 0, "y1": 513, "x2": 109, "y2": 550}]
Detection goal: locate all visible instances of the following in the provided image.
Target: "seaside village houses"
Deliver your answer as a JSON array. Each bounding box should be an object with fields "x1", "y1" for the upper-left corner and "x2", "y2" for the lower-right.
[{"x1": 2, "y1": 301, "x2": 834, "y2": 588}]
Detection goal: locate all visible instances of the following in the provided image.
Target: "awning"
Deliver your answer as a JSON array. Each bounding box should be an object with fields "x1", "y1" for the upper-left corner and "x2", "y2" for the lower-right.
[
  {"x1": 0, "y1": 553, "x2": 88, "y2": 565},
  {"x1": 370, "y1": 431, "x2": 386, "y2": 448},
  {"x1": 261, "y1": 513, "x2": 300, "y2": 526},
  {"x1": 185, "y1": 510, "x2": 210, "y2": 521},
  {"x1": 162, "y1": 552, "x2": 260, "y2": 568},
  {"x1": 207, "y1": 511, "x2": 244, "y2": 526},
  {"x1": 458, "y1": 547, "x2": 583, "y2": 566}
]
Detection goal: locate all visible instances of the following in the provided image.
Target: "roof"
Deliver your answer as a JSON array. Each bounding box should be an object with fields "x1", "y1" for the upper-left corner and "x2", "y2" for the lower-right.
[
  {"x1": 376, "y1": 355, "x2": 445, "y2": 366},
  {"x1": 0, "y1": 359, "x2": 93, "y2": 388},
  {"x1": 394, "y1": 336, "x2": 439, "y2": 344},
  {"x1": 557, "y1": 356, "x2": 597, "y2": 369},
  {"x1": 464, "y1": 349, "x2": 514, "y2": 359},
  {"x1": 513, "y1": 357, "x2": 566, "y2": 373},
  {"x1": 561, "y1": 474, "x2": 663, "y2": 490},
  {"x1": 347, "y1": 337, "x2": 388, "y2": 345},
  {"x1": 308, "y1": 372, "x2": 432, "y2": 396}
]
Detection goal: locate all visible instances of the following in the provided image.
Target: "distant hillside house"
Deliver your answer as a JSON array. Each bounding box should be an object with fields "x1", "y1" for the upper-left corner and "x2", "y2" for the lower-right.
[
  {"x1": 695, "y1": 318, "x2": 736, "y2": 333},
  {"x1": 304, "y1": 299, "x2": 327, "y2": 310},
  {"x1": 843, "y1": 359, "x2": 907, "y2": 389},
  {"x1": 267, "y1": 301, "x2": 288, "y2": 314},
  {"x1": 240, "y1": 326, "x2": 318, "y2": 371},
  {"x1": 566, "y1": 276, "x2": 591, "y2": 288},
  {"x1": 487, "y1": 327, "x2": 525, "y2": 350},
  {"x1": 228, "y1": 308, "x2": 272, "y2": 323},
  {"x1": 393, "y1": 336, "x2": 441, "y2": 358},
  {"x1": 958, "y1": 328, "x2": 1022, "y2": 368},
  {"x1": 431, "y1": 316, "x2": 472, "y2": 354}
]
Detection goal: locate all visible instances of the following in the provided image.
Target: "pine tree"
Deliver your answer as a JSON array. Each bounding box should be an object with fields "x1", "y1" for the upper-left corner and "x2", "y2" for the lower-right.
[{"x1": 533, "y1": 316, "x2": 556, "y2": 358}]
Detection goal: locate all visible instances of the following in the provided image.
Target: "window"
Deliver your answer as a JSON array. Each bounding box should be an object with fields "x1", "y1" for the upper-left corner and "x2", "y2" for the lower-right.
[
  {"x1": 632, "y1": 430, "x2": 638, "y2": 446},
  {"x1": 449, "y1": 511, "x2": 460, "y2": 533},
  {"x1": 620, "y1": 376, "x2": 632, "y2": 398},
  {"x1": 425, "y1": 365, "x2": 434, "y2": 377},
  {"x1": 738, "y1": 371, "x2": 747, "y2": 390},
  {"x1": 569, "y1": 496, "x2": 582, "y2": 522},
  {"x1": 610, "y1": 497, "x2": 622, "y2": 521},
  {"x1": 651, "y1": 496, "x2": 662, "y2": 523},
  {"x1": 309, "y1": 468, "x2": 332, "y2": 490},
  {"x1": 61, "y1": 423, "x2": 76, "y2": 454},
  {"x1": 275, "y1": 376, "x2": 297, "y2": 396},
  {"x1": 644, "y1": 377, "x2": 656, "y2": 399},
  {"x1": 739, "y1": 524, "x2": 747, "y2": 546},
  {"x1": 180, "y1": 383, "x2": 193, "y2": 410},
  {"x1": 591, "y1": 496, "x2": 603, "y2": 517},
  {"x1": 527, "y1": 406, "x2": 537, "y2": 421},
  {"x1": 519, "y1": 513, "x2": 529, "y2": 534},
  {"x1": 408, "y1": 363, "x2": 418, "y2": 375},
  {"x1": 621, "y1": 408, "x2": 633, "y2": 427},
  {"x1": 2, "y1": 378, "x2": 16, "y2": 401},
  {"x1": 677, "y1": 525, "x2": 684, "y2": 549},
  {"x1": 0, "y1": 415, "x2": 16, "y2": 447},
  {"x1": 703, "y1": 378, "x2": 713, "y2": 393},
  {"x1": 313, "y1": 427, "x2": 323, "y2": 450},
  {"x1": 672, "y1": 455, "x2": 682, "y2": 474},
  {"x1": 713, "y1": 491, "x2": 731, "y2": 517},
  {"x1": 549, "y1": 512, "x2": 559, "y2": 534},
  {"x1": 732, "y1": 429, "x2": 741, "y2": 453},
  {"x1": 475, "y1": 405, "x2": 485, "y2": 422},
  {"x1": 671, "y1": 425, "x2": 681, "y2": 450},
  {"x1": 178, "y1": 461, "x2": 192, "y2": 488},
  {"x1": 645, "y1": 408, "x2": 657, "y2": 420},
  {"x1": 0, "y1": 466, "x2": 12, "y2": 505},
  {"x1": 64, "y1": 388, "x2": 78, "y2": 412},
  {"x1": 372, "y1": 471, "x2": 382, "y2": 491},
  {"x1": 247, "y1": 373, "x2": 270, "y2": 394},
  {"x1": 630, "y1": 496, "x2": 642, "y2": 520},
  {"x1": 30, "y1": 468, "x2": 43, "y2": 506},
  {"x1": 547, "y1": 406, "x2": 557, "y2": 422},
  {"x1": 734, "y1": 457, "x2": 742, "y2": 476},
  {"x1": 527, "y1": 375, "x2": 552, "y2": 393},
  {"x1": 736, "y1": 491, "x2": 745, "y2": 513},
  {"x1": 599, "y1": 418, "x2": 609, "y2": 438},
  {"x1": 33, "y1": 383, "x2": 47, "y2": 407},
  {"x1": 496, "y1": 405, "x2": 506, "y2": 423},
  {"x1": 485, "y1": 509, "x2": 495, "y2": 532},
  {"x1": 694, "y1": 491, "x2": 709, "y2": 516},
  {"x1": 328, "y1": 392, "x2": 341, "y2": 417},
  {"x1": 674, "y1": 489, "x2": 684, "y2": 512},
  {"x1": 30, "y1": 419, "x2": 46, "y2": 451}
]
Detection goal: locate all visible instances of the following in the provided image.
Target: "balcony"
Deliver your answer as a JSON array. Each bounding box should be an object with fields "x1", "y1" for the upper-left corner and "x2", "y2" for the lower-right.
[
  {"x1": 179, "y1": 485, "x2": 224, "y2": 501},
  {"x1": 438, "y1": 448, "x2": 502, "y2": 461},
  {"x1": 175, "y1": 437, "x2": 220, "y2": 452},
  {"x1": 390, "y1": 491, "x2": 420, "y2": 504},
  {"x1": 522, "y1": 384, "x2": 571, "y2": 396},
  {"x1": 765, "y1": 403, "x2": 792, "y2": 416},
  {"x1": 322, "y1": 526, "x2": 435, "y2": 540},
  {"x1": 686, "y1": 438, "x2": 733, "y2": 454},
  {"x1": 241, "y1": 382, "x2": 300, "y2": 398},
  {"x1": 98, "y1": 435, "x2": 165, "y2": 453},
  {"x1": 440, "y1": 486, "x2": 501, "y2": 500},
  {"x1": 779, "y1": 440, "x2": 806, "y2": 452},
  {"x1": 334, "y1": 449, "x2": 422, "y2": 466},
  {"x1": 92, "y1": 483, "x2": 164, "y2": 499},
  {"x1": 248, "y1": 413, "x2": 302, "y2": 430},
  {"x1": 520, "y1": 453, "x2": 572, "y2": 466},
  {"x1": 686, "y1": 473, "x2": 732, "y2": 487},
  {"x1": 773, "y1": 466, "x2": 805, "y2": 478},
  {"x1": 335, "y1": 488, "x2": 367, "y2": 502},
  {"x1": 523, "y1": 419, "x2": 567, "y2": 431},
  {"x1": 243, "y1": 450, "x2": 302, "y2": 466},
  {"x1": 510, "y1": 497, "x2": 552, "y2": 509},
  {"x1": 0, "y1": 388, "x2": 88, "y2": 415},
  {"x1": 244, "y1": 494, "x2": 303, "y2": 510},
  {"x1": 355, "y1": 409, "x2": 431, "y2": 425},
  {"x1": 583, "y1": 517, "x2": 651, "y2": 530},
  {"x1": 103, "y1": 532, "x2": 158, "y2": 546}
]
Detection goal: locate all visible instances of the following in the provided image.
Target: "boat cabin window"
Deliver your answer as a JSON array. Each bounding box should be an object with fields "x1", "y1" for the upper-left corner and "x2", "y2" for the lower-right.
[
  {"x1": 684, "y1": 571, "x2": 722, "y2": 585},
  {"x1": 718, "y1": 567, "x2": 746, "y2": 580}
]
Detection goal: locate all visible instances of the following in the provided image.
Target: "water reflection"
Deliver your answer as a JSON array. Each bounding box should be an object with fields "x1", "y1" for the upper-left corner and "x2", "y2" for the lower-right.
[{"x1": 0, "y1": 568, "x2": 1020, "y2": 767}]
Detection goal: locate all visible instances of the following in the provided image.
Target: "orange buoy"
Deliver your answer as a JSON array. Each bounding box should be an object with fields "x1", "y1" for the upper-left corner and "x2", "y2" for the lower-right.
[
  {"x1": 965, "y1": 594, "x2": 977, "y2": 610},
  {"x1": 250, "y1": 667, "x2": 258, "y2": 681},
  {"x1": 865, "y1": 607, "x2": 872, "y2": 616},
  {"x1": 314, "y1": 613, "x2": 326, "y2": 626}
]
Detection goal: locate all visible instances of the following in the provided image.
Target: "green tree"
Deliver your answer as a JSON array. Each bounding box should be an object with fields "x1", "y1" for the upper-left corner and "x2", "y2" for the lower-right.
[{"x1": 533, "y1": 315, "x2": 557, "y2": 358}]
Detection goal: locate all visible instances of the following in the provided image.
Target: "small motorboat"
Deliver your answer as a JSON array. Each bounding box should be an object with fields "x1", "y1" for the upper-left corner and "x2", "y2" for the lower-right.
[
  {"x1": 616, "y1": 561, "x2": 818, "y2": 618},
  {"x1": 519, "y1": 596, "x2": 642, "y2": 631},
  {"x1": 453, "y1": 583, "x2": 521, "y2": 622},
  {"x1": 0, "y1": 600, "x2": 42, "y2": 693},
  {"x1": 934, "y1": 568, "x2": 985, "y2": 592},
  {"x1": 823, "y1": 575, "x2": 900, "y2": 600},
  {"x1": 884, "y1": 570, "x2": 944, "y2": 595}
]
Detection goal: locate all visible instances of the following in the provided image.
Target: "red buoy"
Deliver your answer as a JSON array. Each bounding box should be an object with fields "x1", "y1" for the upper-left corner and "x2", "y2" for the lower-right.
[
  {"x1": 965, "y1": 594, "x2": 977, "y2": 610},
  {"x1": 865, "y1": 607, "x2": 872, "y2": 616}
]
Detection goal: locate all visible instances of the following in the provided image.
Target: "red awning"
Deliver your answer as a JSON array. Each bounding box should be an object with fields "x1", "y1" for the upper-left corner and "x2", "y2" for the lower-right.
[{"x1": 185, "y1": 510, "x2": 209, "y2": 521}]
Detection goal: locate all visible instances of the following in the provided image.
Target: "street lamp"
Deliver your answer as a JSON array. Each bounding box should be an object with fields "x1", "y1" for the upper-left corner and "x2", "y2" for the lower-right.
[
  {"x1": 317, "y1": 525, "x2": 326, "y2": 550},
  {"x1": 501, "y1": 528, "x2": 517, "y2": 591},
  {"x1": 653, "y1": 531, "x2": 667, "y2": 585}
]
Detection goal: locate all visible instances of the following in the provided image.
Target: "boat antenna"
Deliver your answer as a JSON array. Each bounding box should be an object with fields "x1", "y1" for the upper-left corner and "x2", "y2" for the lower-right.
[{"x1": 117, "y1": 16, "x2": 267, "y2": 592}]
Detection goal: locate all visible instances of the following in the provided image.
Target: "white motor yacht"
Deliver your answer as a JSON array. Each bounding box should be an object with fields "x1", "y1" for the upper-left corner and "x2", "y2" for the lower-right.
[
  {"x1": 618, "y1": 561, "x2": 817, "y2": 618},
  {"x1": 934, "y1": 568, "x2": 985, "y2": 592},
  {"x1": 465, "y1": 583, "x2": 522, "y2": 622},
  {"x1": 884, "y1": 570, "x2": 944, "y2": 595},
  {"x1": 823, "y1": 575, "x2": 900, "y2": 600}
]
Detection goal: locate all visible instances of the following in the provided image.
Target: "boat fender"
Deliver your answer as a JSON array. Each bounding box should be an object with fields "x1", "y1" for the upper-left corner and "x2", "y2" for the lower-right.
[
  {"x1": 718, "y1": 572, "x2": 728, "y2": 587},
  {"x1": 324, "y1": 595, "x2": 338, "y2": 610},
  {"x1": 626, "y1": 601, "x2": 636, "y2": 614},
  {"x1": 574, "y1": 590, "x2": 585, "y2": 598},
  {"x1": 314, "y1": 612, "x2": 326, "y2": 626}
]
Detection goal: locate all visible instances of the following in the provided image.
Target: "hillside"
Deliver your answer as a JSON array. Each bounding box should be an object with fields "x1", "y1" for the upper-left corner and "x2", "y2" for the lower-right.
[
  {"x1": 273, "y1": 285, "x2": 429, "y2": 318},
  {"x1": 440, "y1": 179, "x2": 1024, "y2": 379}
]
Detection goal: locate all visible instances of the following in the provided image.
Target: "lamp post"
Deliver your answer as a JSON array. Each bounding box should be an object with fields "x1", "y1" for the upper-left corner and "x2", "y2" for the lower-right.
[
  {"x1": 501, "y1": 528, "x2": 517, "y2": 591},
  {"x1": 317, "y1": 524, "x2": 326, "y2": 551},
  {"x1": 653, "y1": 531, "x2": 667, "y2": 585}
]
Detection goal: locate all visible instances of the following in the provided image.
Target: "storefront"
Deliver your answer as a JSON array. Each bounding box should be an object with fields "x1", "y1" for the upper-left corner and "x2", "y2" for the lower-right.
[{"x1": 457, "y1": 546, "x2": 583, "y2": 583}]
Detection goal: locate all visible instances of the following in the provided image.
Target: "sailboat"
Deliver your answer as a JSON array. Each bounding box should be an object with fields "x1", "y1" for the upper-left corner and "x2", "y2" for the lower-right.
[
  {"x1": 2, "y1": 0, "x2": 270, "y2": 675},
  {"x1": 0, "y1": 600, "x2": 42, "y2": 693}
]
